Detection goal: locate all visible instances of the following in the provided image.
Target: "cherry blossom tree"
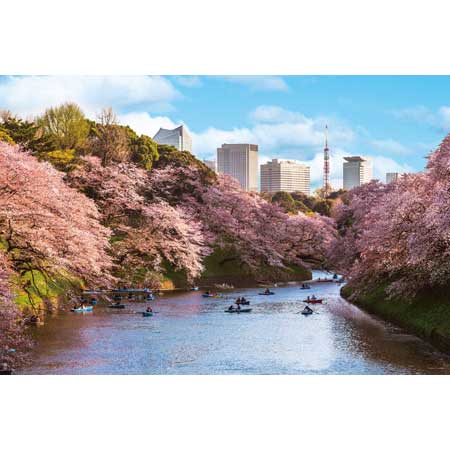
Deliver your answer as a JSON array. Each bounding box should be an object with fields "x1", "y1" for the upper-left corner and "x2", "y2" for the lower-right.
[
  {"x1": 0, "y1": 143, "x2": 112, "y2": 291},
  {"x1": 69, "y1": 157, "x2": 210, "y2": 284},
  {"x1": 113, "y1": 202, "x2": 210, "y2": 283},
  {"x1": 334, "y1": 135, "x2": 450, "y2": 299},
  {"x1": 148, "y1": 165, "x2": 337, "y2": 275}
]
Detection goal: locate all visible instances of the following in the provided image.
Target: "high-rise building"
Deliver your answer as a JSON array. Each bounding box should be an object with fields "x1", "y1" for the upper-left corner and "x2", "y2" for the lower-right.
[
  {"x1": 153, "y1": 125, "x2": 192, "y2": 152},
  {"x1": 343, "y1": 156, "x2": 373, "y2": 190},
  {"x1": 260, "y1": 159, "x2": 310, "y2": 195},
  {"x1": 203, "y1": 159, "x2": 217, "y2": 172},
  {"x1": 217, "y1": 143, "x2": 259, "y2": 191},
  {"x1": 386, "y1": 172, "x2": 400, "y2": 183}
]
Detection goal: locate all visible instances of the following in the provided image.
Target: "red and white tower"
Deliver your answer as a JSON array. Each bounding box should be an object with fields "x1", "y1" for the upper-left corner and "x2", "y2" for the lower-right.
[{"x1": 323, "y1": 125, "x2": 331, "y2": 196}]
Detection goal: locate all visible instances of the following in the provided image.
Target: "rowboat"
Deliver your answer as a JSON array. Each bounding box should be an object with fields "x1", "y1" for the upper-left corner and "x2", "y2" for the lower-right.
[
  {"x1": 300, "y1": 286, "x2": 311, "y2": 290},
  {"x1": 71, "y1": 306, "x2": 93, "y2": 312},
  {"x1": 202, "y1": 293, "x2": 222, "y2": 298},
  {"x1": 190, "y1": 287, "x2": 199, "y2": 291},
  {"x1": 301, "y1": 310, "x2": 313, "y2": 316},
  {"x1": 258, "y1": 292, "x2": 275, "y2": 296},
  {"x1": 303, "y1": 299, "x2": 324, "y2": 304},
  {"x1": 142, "y1": 312, "x2": 153, "y2": 317},
  {"x1": 235, "y1": 300, "x2": 250, "y2": 305},
  {"x1": 224, "y1": 308, "x2": 252, "y2": 313}
]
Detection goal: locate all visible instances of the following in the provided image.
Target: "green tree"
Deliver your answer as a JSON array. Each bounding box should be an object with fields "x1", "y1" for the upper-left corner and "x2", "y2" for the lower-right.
[
  {"x1": 154, "y1": 145, "x2": 216, "y2": 182},
  {"x1": 313, "y1": 199, "x2": 332, "y2": 216},
  {"x1": 0, "y1": 112, "x2": 55, "y2": 153},
  {"x1": 130, "y1": 134, "x2": 159, "y2": 170},
  {"x1": 37, "y1": 102, "x2": 89, "y2": 150},
  {"x1": 271, "y1": 191, "x2": 297, "y2": 213},
  {"x1": 327, "y1": 189, "x2": 346, "y2": 200},
  {"x1": 291, "y1": 191, "x2": 316, "y2": 212},
  {"x1": 0, "y1": 128, "x2": 13, "y2": 144}
]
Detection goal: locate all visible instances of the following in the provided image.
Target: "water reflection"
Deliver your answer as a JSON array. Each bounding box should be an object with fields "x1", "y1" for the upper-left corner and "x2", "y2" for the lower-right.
[{"x1": 21, "y1": 271, "x2": 450, "y2": 374}]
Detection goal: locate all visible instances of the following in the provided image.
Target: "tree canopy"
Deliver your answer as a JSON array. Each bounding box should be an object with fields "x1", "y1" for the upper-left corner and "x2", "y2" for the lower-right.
[{"x1": 37, "y1": 102, "x2": 89, "y2": 151}]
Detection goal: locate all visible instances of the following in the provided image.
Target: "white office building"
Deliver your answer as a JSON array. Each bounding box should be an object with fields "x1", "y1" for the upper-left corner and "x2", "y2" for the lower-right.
[
  {"x1": 386, "y1": 172, "x2": 400, "y2": 183},
  {"x1": 153, "y1": 125, "x2": 192, "y2": 152},
  {"x1": 217, "y1": 143, "x2": 259, "y2": 191},
  {"x1": 260, "y1": 159, "x2": 310, "y2": 195},
  {"x1": 203, "y1": 159, "x2": 217, "y2": 172},
  {"x1": 343, "y1": 156, "x2": 373, "y2": 190}
]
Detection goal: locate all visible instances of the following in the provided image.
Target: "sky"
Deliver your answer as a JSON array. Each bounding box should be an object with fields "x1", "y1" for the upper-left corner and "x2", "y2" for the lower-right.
[{"x1": 1, "y1": 75, "x2": 449, "y2": 189}]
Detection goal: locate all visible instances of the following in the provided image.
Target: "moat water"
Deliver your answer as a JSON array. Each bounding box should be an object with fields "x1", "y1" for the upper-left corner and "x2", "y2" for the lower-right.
[{"x1": 21, "y1": 271, "x2": 450, "y2": 374}]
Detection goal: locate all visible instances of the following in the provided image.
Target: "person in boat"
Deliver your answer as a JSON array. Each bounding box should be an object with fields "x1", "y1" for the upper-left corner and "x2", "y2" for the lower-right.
[
  {"x1": 264, "y1": 288, "x2": 270, "y2": 294},
  {"x1": 228, "y1": 305, "x2": 234, "y2": 311},
  {"x1": 306, "y1": 295, "x2": 310, "y2": 301},
  {"x1": 311, "y1": 294, "x2": 317, "y2": 300},
  {"x1": 303, "y1": 305, "x2": 313, "y2": 313},
  {"x1": 146, "y1": 307, "x2": 152, "y2": 313},
  {"x1": 241, "y1": 296, "x2": 247, "y2": 303},
  {"x1": 236, "y1": 297, "x2": 241, "y2": 304},
  {"x1": 237, "y1": 304, "x2": 241, "y2": 310},
  {"x1": 205, "y1": 290, "x2": 210, "y2": 296}
]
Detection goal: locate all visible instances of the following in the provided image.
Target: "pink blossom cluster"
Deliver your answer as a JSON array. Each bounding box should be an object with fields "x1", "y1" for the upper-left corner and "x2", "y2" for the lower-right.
[{"x1": 332, "y1": 134, "x2": 450, "y2": 299}]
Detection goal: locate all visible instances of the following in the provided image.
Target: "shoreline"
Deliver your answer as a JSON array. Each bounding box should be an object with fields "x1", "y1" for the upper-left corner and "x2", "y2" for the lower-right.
[{"x1": 340, "y1": 284, "x2": 450, "y2": 356}]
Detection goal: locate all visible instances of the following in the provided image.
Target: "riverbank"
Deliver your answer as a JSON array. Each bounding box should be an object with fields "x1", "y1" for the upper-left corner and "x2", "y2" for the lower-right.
[
  {"x1": 198, "y1": 249, "x2": 312, "y2": 287},
  {"x1": 341, "y1": 283, "x2": 450, "y2": 355}
]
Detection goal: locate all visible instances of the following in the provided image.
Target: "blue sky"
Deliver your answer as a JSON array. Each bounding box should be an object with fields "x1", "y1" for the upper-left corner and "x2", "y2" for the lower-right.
[{"x1": 1, "y1": 75, "x2": 449, "y2": 188}]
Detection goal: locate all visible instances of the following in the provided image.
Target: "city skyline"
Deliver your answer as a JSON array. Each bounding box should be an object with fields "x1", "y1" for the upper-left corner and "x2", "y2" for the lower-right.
[{"x1": 1, "y1": 75, "x2": 449, "y2": 187}]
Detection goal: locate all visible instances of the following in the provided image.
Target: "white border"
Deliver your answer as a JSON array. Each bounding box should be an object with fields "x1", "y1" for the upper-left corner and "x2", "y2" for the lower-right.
[
  {"x1": 2, "y1": 2, "x2": 450, "y2": 449},
  {"x1": 2, "y1": 375, "x2": 450, "y2": 450},
  {"x1": 2, "y1": 0, "x2": 450, "y2": 74}
]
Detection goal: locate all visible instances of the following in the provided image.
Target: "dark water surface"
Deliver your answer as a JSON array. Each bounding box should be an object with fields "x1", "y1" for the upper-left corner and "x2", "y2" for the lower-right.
[{"x1": 21, "y1": 271, "x2": 450, "y2": 374}]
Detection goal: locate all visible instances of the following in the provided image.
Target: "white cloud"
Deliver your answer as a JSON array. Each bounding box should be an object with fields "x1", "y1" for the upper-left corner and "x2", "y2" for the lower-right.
[
  {"x1": 250, "y1": 105, "x2": 306, "y2": 123},
  {"x1": 0, "y1": 76, "x2": 180, "y2": 118},
  {"x1": 222, "y1": 76, "x2": 289, "y2": 92},
  {"x1": 191, "y1": 105, "x2": 355, "y2": 160},
  {"x1": 370, "y1": 156, "x2": 412, "y2": 182},
  {"x1": 391, "y1": 105, "x2": 434, "y2": 123},
  {"x1": 371, "y1": 138, "x2": 411, "y2": 155},
  {"x1": 118, "y1": 112, "x2": 179, "y2": 137},
  {"x1": 391, "y1": 105, "x2": 450, "y2": 132},
  {"x1": 437, "y1": 106, "x2": 450, "y2": 129}
]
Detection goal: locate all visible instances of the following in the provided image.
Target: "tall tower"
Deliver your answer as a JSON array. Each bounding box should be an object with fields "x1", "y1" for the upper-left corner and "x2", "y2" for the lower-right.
[{"x1": 323, "y1": 125, "x2": 331, "y2": 196}]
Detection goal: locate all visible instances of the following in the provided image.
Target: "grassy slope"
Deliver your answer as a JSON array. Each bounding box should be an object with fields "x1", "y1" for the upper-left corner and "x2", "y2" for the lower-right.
[
  {"x1": 341, "y1": 283, "x2": 450, "y2": 354},
  {"x1": 13, "y1": 270, "x2": 83, "y2": 313},
  {"x1": 199, "y1": 248, "x2": 312, "y2": 287}
]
